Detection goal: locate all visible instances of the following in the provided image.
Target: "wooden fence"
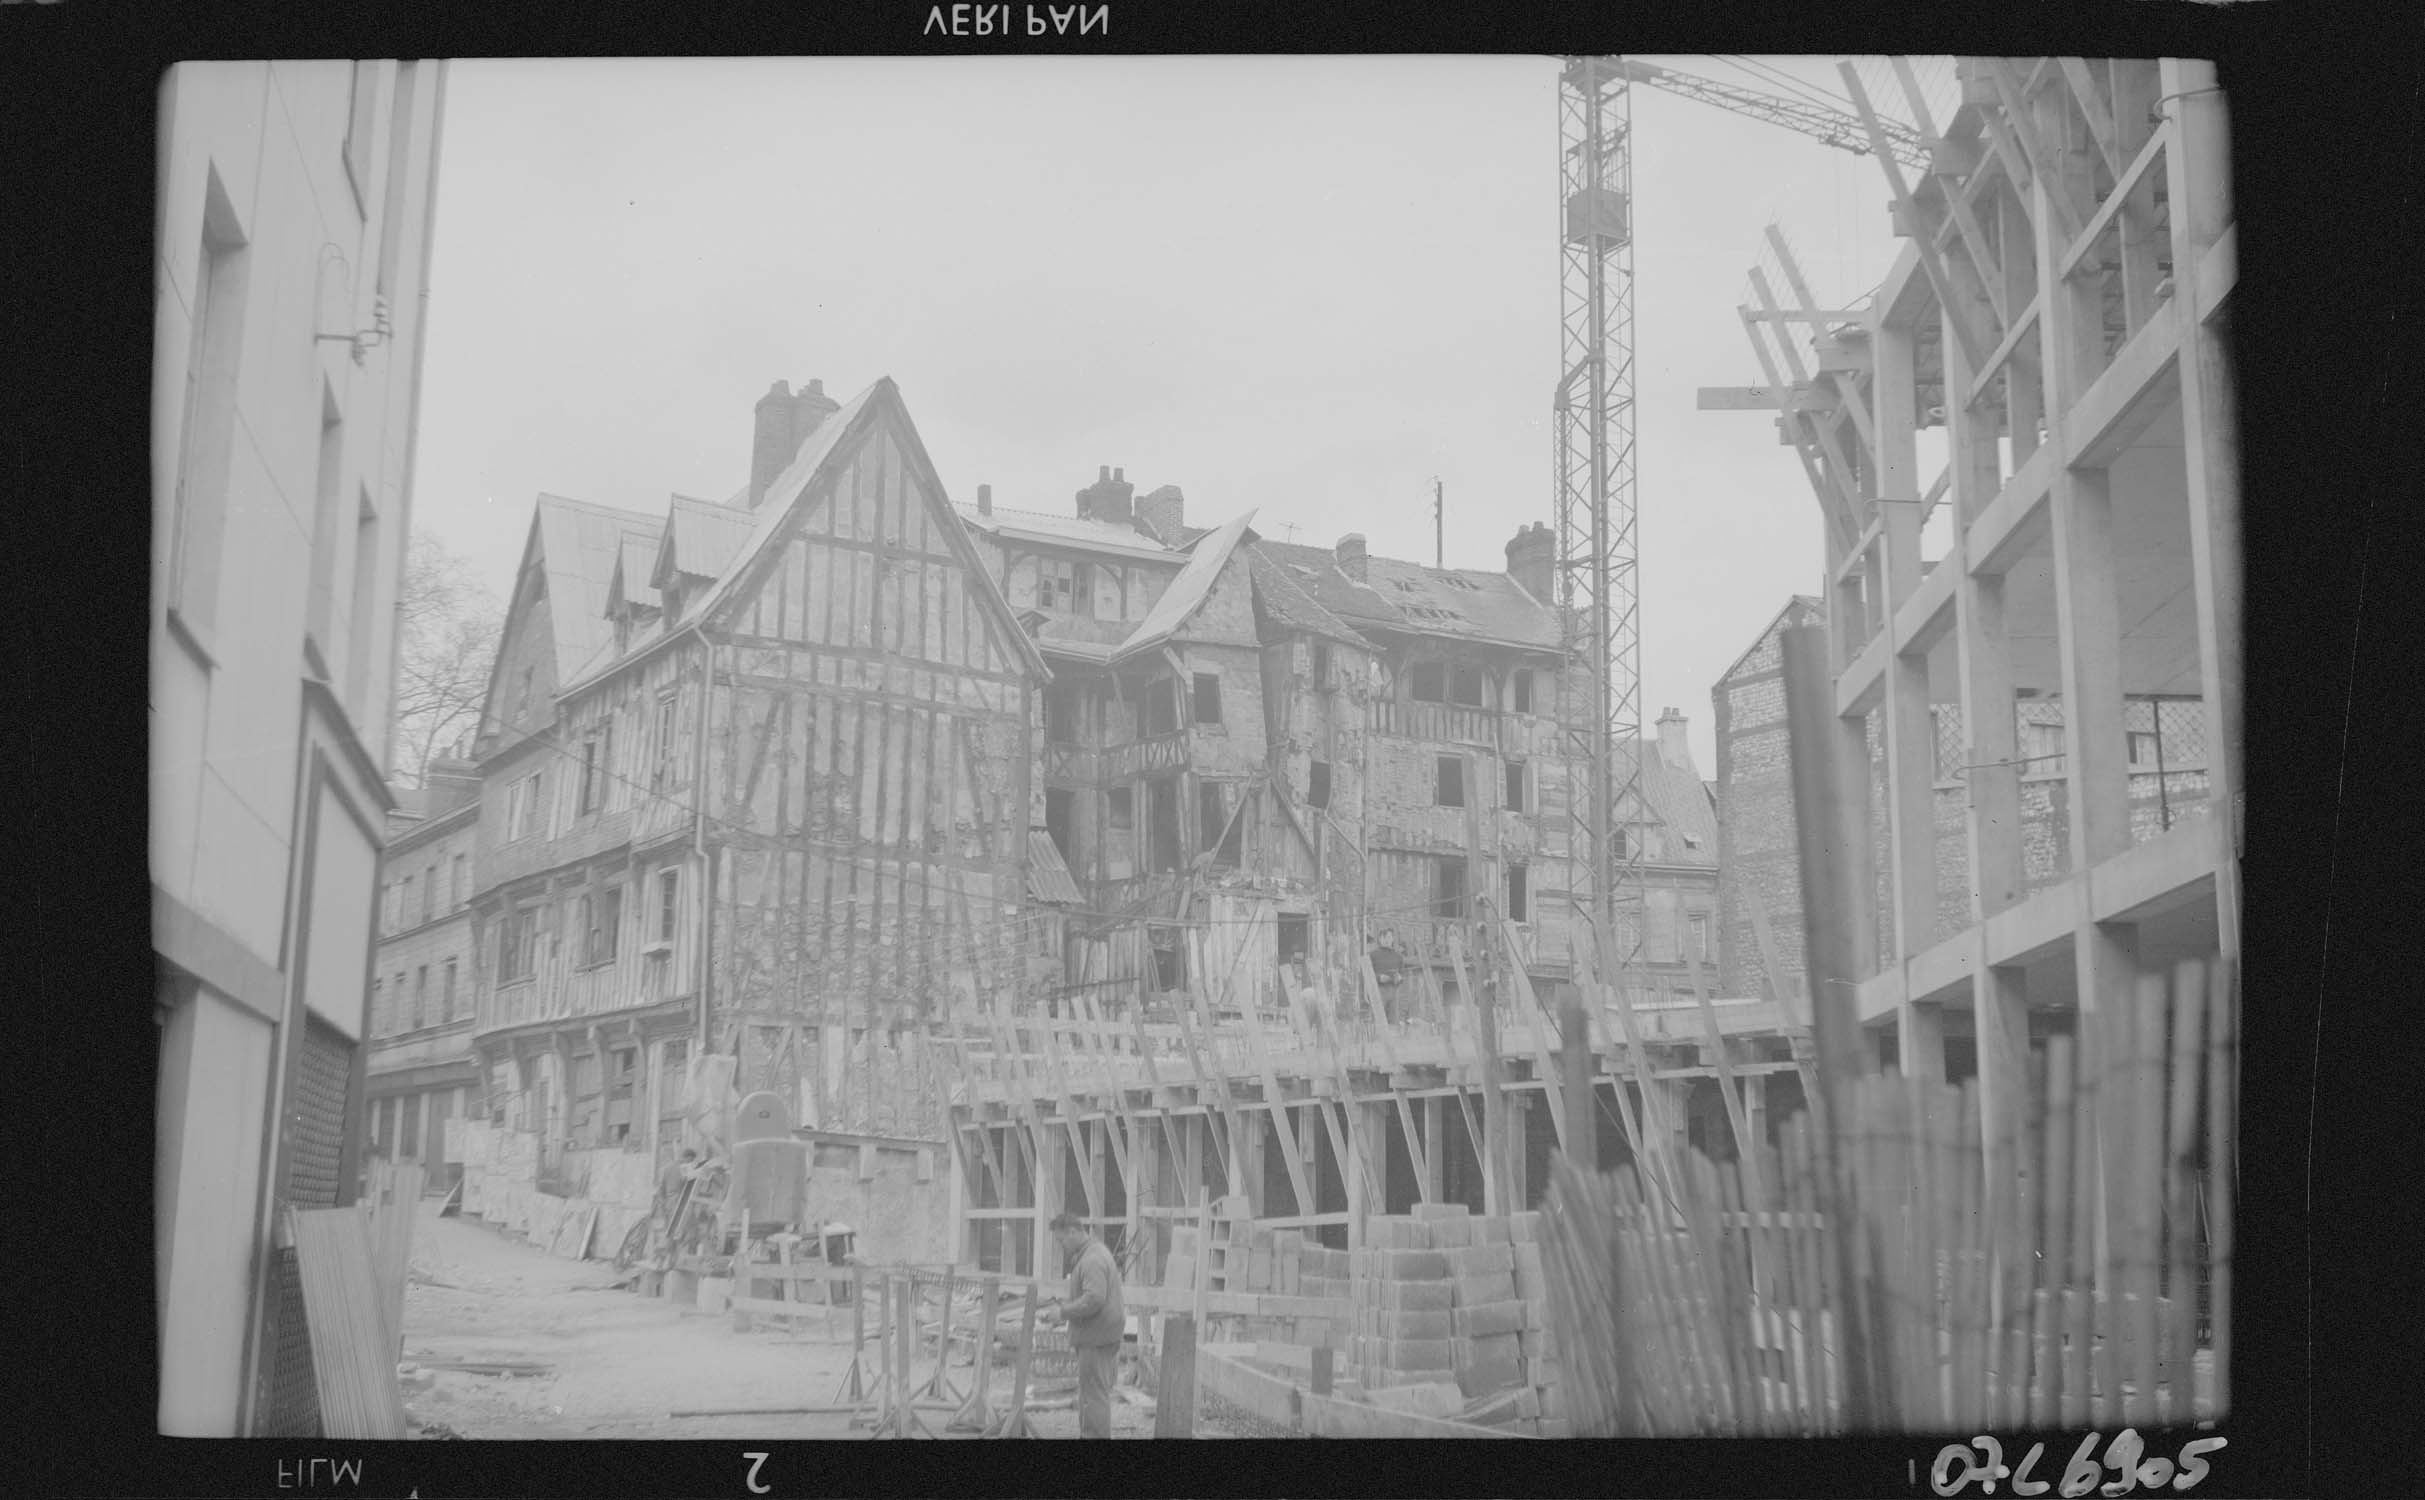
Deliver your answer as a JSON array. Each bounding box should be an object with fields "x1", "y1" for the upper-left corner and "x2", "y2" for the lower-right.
[{"x1": 1541, "y1": 958, "x2": 2235, "y2": 1435}]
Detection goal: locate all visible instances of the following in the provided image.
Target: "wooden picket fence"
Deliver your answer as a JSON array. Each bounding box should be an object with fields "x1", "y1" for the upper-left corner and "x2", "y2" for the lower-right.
[{"x1": 1541, "y1": 959, "x2": 2235, "y2": 1435}]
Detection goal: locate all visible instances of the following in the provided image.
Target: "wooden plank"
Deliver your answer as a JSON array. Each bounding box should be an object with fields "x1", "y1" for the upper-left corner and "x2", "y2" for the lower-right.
[
  {"x1": 1197, "y1": 919, "x2": 1319, "y2": 1220},
  {"x1": 288, "y1": 1207, "x2": 409, "y2": 1439},
  {"x1": 1494, "y1": 921, "x2": 1567, "y2": 1153}
]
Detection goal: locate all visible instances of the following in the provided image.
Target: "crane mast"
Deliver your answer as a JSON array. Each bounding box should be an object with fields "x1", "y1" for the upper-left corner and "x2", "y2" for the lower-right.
[{"x1": 1553, "y1": 55, "x2": 1929, "y2": 984}]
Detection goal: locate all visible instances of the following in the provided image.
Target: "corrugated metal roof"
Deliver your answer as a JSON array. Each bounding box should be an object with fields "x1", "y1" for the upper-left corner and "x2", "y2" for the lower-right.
[
  {"x1": 611, "y1": 533, "x2": 662, "y2": 612},
  {"x1": 1111, "y1": 509, "x2": 1257, "y2": 664},
  {"x1": 1026, "y1": 831, "x2": 1082, "y2": 905},
  {"x1": 530, "y1": 494, "x2": 664, "y2": 688}
]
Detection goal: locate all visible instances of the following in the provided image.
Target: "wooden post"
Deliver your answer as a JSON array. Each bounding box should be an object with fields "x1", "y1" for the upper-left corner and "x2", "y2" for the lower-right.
[
  {"x1": 1780, "y1": 622, "x2": 1883, "y2": 1431},
  {"x1": 1156, "y1": 1312, "x2": 1199, "y2": 1438},
  {"x1": 1561, "y1": 994, "x2": 1596, "y2": 1174}
]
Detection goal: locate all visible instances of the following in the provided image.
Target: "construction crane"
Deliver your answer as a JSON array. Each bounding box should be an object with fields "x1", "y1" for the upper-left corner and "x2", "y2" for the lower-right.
[{"x1": 1553, "y1": 57, "x2": 1929, "y2": 974}]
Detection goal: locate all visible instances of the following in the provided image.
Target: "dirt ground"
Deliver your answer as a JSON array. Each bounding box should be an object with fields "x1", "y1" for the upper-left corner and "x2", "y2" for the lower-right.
[{"x1": 399, "y1": 1200, "x2": 1243, "y2": 1439}]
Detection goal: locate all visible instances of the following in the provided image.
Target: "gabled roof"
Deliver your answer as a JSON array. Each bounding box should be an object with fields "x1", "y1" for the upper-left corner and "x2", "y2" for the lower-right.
[
  {"x1": 525, "y1": 493, "x2": 664, "y2": 686},
  {"x1": 1716, "y1": 594, "x2": 1825, "y2": 684},
  {"x1": 608, "y1": 532, "x2": 662, "y2": 615},
  {"x1": 1110, "y1": 509, "x2": 1257, "y2": 664},
  {"x1": 1618, "y1": 736, "x2": 1719, "y2": 864},
  {"x1": 1246, "y1": 546, "x2": 1364, "y2": 645},
  {"x1": 688, "y1": 377, "x2": 1052, "y2": 681},
  {"x1": 1252, "y1": 538, "x2": 1564, "y2": 651},
  {"x1": 1025, "y1": 831, "x2": 1082, "y2": 906},
  {"x1": 652, "y1": 492, "x2": 755, "y2": 593}
]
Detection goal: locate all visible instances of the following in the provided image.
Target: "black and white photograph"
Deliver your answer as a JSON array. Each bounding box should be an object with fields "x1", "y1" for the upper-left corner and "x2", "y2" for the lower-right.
[{"x1": 9, "y1": 6, "x2": 2386, "y2": 1492}]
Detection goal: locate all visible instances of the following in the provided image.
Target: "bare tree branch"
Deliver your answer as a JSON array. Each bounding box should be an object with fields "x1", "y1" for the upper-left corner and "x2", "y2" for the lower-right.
[{"x1": 392, "y1": 534, "x2": 503, "y2": 789}]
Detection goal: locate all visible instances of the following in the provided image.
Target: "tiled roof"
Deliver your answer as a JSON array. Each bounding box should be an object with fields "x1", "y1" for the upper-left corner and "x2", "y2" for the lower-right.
[
  {"x1": 1112, "y1": 510, "x2": 1258, "y2": 664},
  {"x1": 1618, "y1": 736, "x2": 1719, "y2": 864},
  {"x1": 1252, "y1": 538, "x2": 1563, "y2": 651},
  {"x1": 1026, "y1": 831, "x2": 1082, "y2": 906},
  {"x1": 529, "y1": 494, "x2": 664, "y2": 688},
  {"x1": 1245, "y1": 547, "x2": 1364, "y2": 644},
  {"x1": 954, "y1": 502, "x2": 1184, "y2": 564}
]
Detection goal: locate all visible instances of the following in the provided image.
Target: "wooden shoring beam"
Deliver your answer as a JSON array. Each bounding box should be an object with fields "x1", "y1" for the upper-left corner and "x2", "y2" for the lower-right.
[
  {"x1": 1126, "y1": 1006, "x2": 1197, "y2": 1174},
  {"x1": 1300, "y1": 960, "x2": 1387, "y2": 1223},
  {"x1": 1061, "y1": 995, "x2": 1136, "y2": 1212},
  {"x1": 1836, "y1": 63, "x2": 1993, "y2": 375},
  {"x1": 952, "y1": 876, "x2": 1057, "y2": 1220},
  {"x1": 1276, "y1": 966, "x2": 1358, "y2": 1222},
  {"x1": 1201, "y1": 915, "x2": 1320, "y2": 1220},
  {"x1": 1739, "y1": 307, "x2": 1859, "y2": 557},
  {"x1": 2055, "y1": 58, "x2": 2125, "y2": 181},
  {"x1": 1492, "y1": 919, "x2": 1568, "y2": 1154},
  {"x1": 939, "y1": 1008, "x2": 1009, "y2": 1204},
  {"x1": 1749, "y1": 273, "x2": 1872, "y2": 529},
  {"x1": 2058, "y1": 119, "x2": 2172, "y2": 284},
  {"x1": 1983, "y1": 59, "x2": 2087, "y2": 250},
  {"x1": 1360, "y1": 952, "x2": 1435, "y2": 1205},
  {"x1": 1586, "y1": 916, "x2": 1680, "y2": 1202},
  {"x1": 1167, "y1": 976, "x2": 1240, "y2": 1185},
  {"x1": 1020, "y1": 1002, "x2": 1107, "y2": 1222},
  {"x1": 1446, "y1": 929, "x2": 1500, "y2": 1211},
  {"x1": 1684, "y1": 944, "x2": 1762, "y2": 1207},
  {"x1": 1765, "y1": 229, "x2": 1881, "y2": 454},
  {"x1": 2105, "y1": 61, "x2": 2166, "y2": 337}
]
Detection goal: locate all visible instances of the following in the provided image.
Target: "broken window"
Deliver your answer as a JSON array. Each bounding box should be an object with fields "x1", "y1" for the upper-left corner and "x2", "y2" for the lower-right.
[
  {"x1": 1193, "y1": 672, "x2": 1223, "y2": 725},
  {"x1": 578, "y1": 733, "x2": 602, "y2": 813},
  {"x1": 1045, "y1": 787, "x2": 1076, "y2": 867},
  {"x1": 1198, "y1": 781, "x2": 1240, "y2": 868},
  {"x1": 1436, "y1": 756, "x2": 1464, "y2": 808},
  {"x1": 1277, "y1": 913, "x2": 1309, "y2": 982},
  {"x1": 1146, "y1": 778, "x2": 1183, "y2": 873},
  {"x1": 1311, "y1": 642, "x2": 1331, "y2": 689},
  {"x1": 1409, "y1": 662, "x2": 1445, "y2": 703},
  {"x1": 1108, "y1": 785, "x2": 1134, "y2": 832},
  {"x1": 1308, "y1": 760, "x2": 1331, "y2": 810},
  {"x1": 1505, "y1": 759, "x2": 1527, "y2": 812},
  {"x1": 1450, "y1": 665, "x2": 1485, "y2": 707},
  {"x1": 1150, "y1": 925, "x2": 1186, "y2": 991},
  {"x1": 1145, "y1": 677, "x2": 1180, "y2": 736},
  {"x1": 655, "y1": 867, "x2": 679, "y2": 946},
  {"x1": 1435, "y1": 857, "x2": 1468, "y2": 920},
  {"x1": 653, "y1": 691, "x2": 680, "y2": 790},
  {"x1": 1512, "y1": 669, "x2": 1534, "y2": 714},
  {"x1": 1507, "y1": 862, "x2": 1529, "y2": 922},
  {"x1": 1039, "y1": 557, "x2": 1080, "y2": 613}
]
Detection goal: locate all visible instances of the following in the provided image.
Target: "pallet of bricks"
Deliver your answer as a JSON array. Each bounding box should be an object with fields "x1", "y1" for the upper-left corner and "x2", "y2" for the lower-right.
[{"x1": 1345, "y1": 1203, "x2": 1567, "y2": 1436}]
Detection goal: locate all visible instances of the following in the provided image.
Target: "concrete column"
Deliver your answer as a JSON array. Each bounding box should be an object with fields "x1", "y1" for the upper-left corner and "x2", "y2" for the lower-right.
[{"x1": 1900, "y1": 999, "x2": 1947, "y2": 1082}]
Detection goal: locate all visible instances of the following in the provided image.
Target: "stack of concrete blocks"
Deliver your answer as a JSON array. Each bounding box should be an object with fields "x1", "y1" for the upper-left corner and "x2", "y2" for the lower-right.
[
  {"x1": 1343, "y1": 1210, "x2": 1467, "y2": 1418},
  {"x1": 1507, "y1": 1210, "x2": 1569, "y2": 1437}
]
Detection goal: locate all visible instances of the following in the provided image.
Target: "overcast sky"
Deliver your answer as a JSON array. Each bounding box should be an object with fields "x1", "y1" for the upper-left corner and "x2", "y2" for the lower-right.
[{"x1": 408, "y1": 55, "x2": 1956, "y2": 774}]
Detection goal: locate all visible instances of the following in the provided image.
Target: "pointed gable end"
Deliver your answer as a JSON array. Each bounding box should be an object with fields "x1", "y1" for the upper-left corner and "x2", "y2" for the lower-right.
[{"x1": 694, "y1": 378, "x2": 1050, "y2": 682}]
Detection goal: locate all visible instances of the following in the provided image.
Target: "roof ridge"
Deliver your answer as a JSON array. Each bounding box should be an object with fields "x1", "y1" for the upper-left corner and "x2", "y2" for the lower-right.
[{"x1": 534, "y1": 491, "x2": 664, "y2": 526}]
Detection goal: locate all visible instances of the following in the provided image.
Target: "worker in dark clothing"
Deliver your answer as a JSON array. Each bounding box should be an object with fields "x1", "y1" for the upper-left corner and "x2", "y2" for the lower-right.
[{"x1": 1040, "y1": 1211, "x2": 1124, "y2": 1438}]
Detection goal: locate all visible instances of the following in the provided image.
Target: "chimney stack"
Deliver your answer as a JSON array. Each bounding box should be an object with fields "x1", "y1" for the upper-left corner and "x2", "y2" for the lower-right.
[
  {"x1": 1335, "y1": 533, "x2": 1369, "y2": 583},
  {"x1": 748, "y1": 376, "x2": 842, "y2": 509},
  {"x1": 1076, "y1": 464, "x2": 1135, "y2": 526},
  {"x1": 1505, "y1": 521, "x2": 1556, "y2": 602},
  {"x1": 1135, "y1": 484, "x2": 1185, "y2": 544},
  {"x1": 977, "y1": 483, "x2": 993, "y2": 516},
  {"x1": 1655, "y1": 707, "x2": 1695, "y2": 774}
]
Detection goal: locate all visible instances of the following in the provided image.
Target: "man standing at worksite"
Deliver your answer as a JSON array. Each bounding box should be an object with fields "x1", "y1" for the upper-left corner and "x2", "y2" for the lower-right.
[{"x1": 1040, "y1": 1211, "x2": 1125, "y2": 1438}]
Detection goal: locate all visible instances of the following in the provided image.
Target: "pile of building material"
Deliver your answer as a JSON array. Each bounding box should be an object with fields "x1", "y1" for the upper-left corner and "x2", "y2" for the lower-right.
[{"x1": 1345, "y1": 1204, "x2": 1567, "y2": 1436}]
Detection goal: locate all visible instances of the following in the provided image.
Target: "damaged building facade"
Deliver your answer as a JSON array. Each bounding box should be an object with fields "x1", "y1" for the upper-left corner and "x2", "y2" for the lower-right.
[
  {"x1": 461, "y1": 378, "x2": 1047, "y2": 1197},
  {"x1": 940, "y1": 471, "x2": 1786, "y2": 1280}
]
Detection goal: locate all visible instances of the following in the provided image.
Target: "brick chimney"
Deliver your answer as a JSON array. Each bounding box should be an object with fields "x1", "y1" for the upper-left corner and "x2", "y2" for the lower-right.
[
  {"x1": 1135, "y1": 484, "x2": 1185, "y2": 545},
  {"x1": 1076, "y1": 465, "x2": 1134, "y2": 526},
  {"x1": 1655, "y1": 706, "x2": 1695, "y2": 774},
  {"x1": 976, "y1": 483, "x2": 993, "y2": 516},
  {"x1": 748, "y1": 377, "x2": 841, "y2": 509},
  {"x1": 1335, "y1": 533, "x2": 1368, "y2": 583},
  {"x1": 1505, "y1": 521, "x2": 1556, "y2": 602}
]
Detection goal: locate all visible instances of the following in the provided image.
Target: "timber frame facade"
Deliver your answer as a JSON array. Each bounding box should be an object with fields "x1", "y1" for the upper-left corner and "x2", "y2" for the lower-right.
[
  {"x1": 1711, "y1": 58, "x2": 2239, "y2": 1182},
  {"x1": 465, "y1": 379, "x2": 1048, "y2": 1179}
]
